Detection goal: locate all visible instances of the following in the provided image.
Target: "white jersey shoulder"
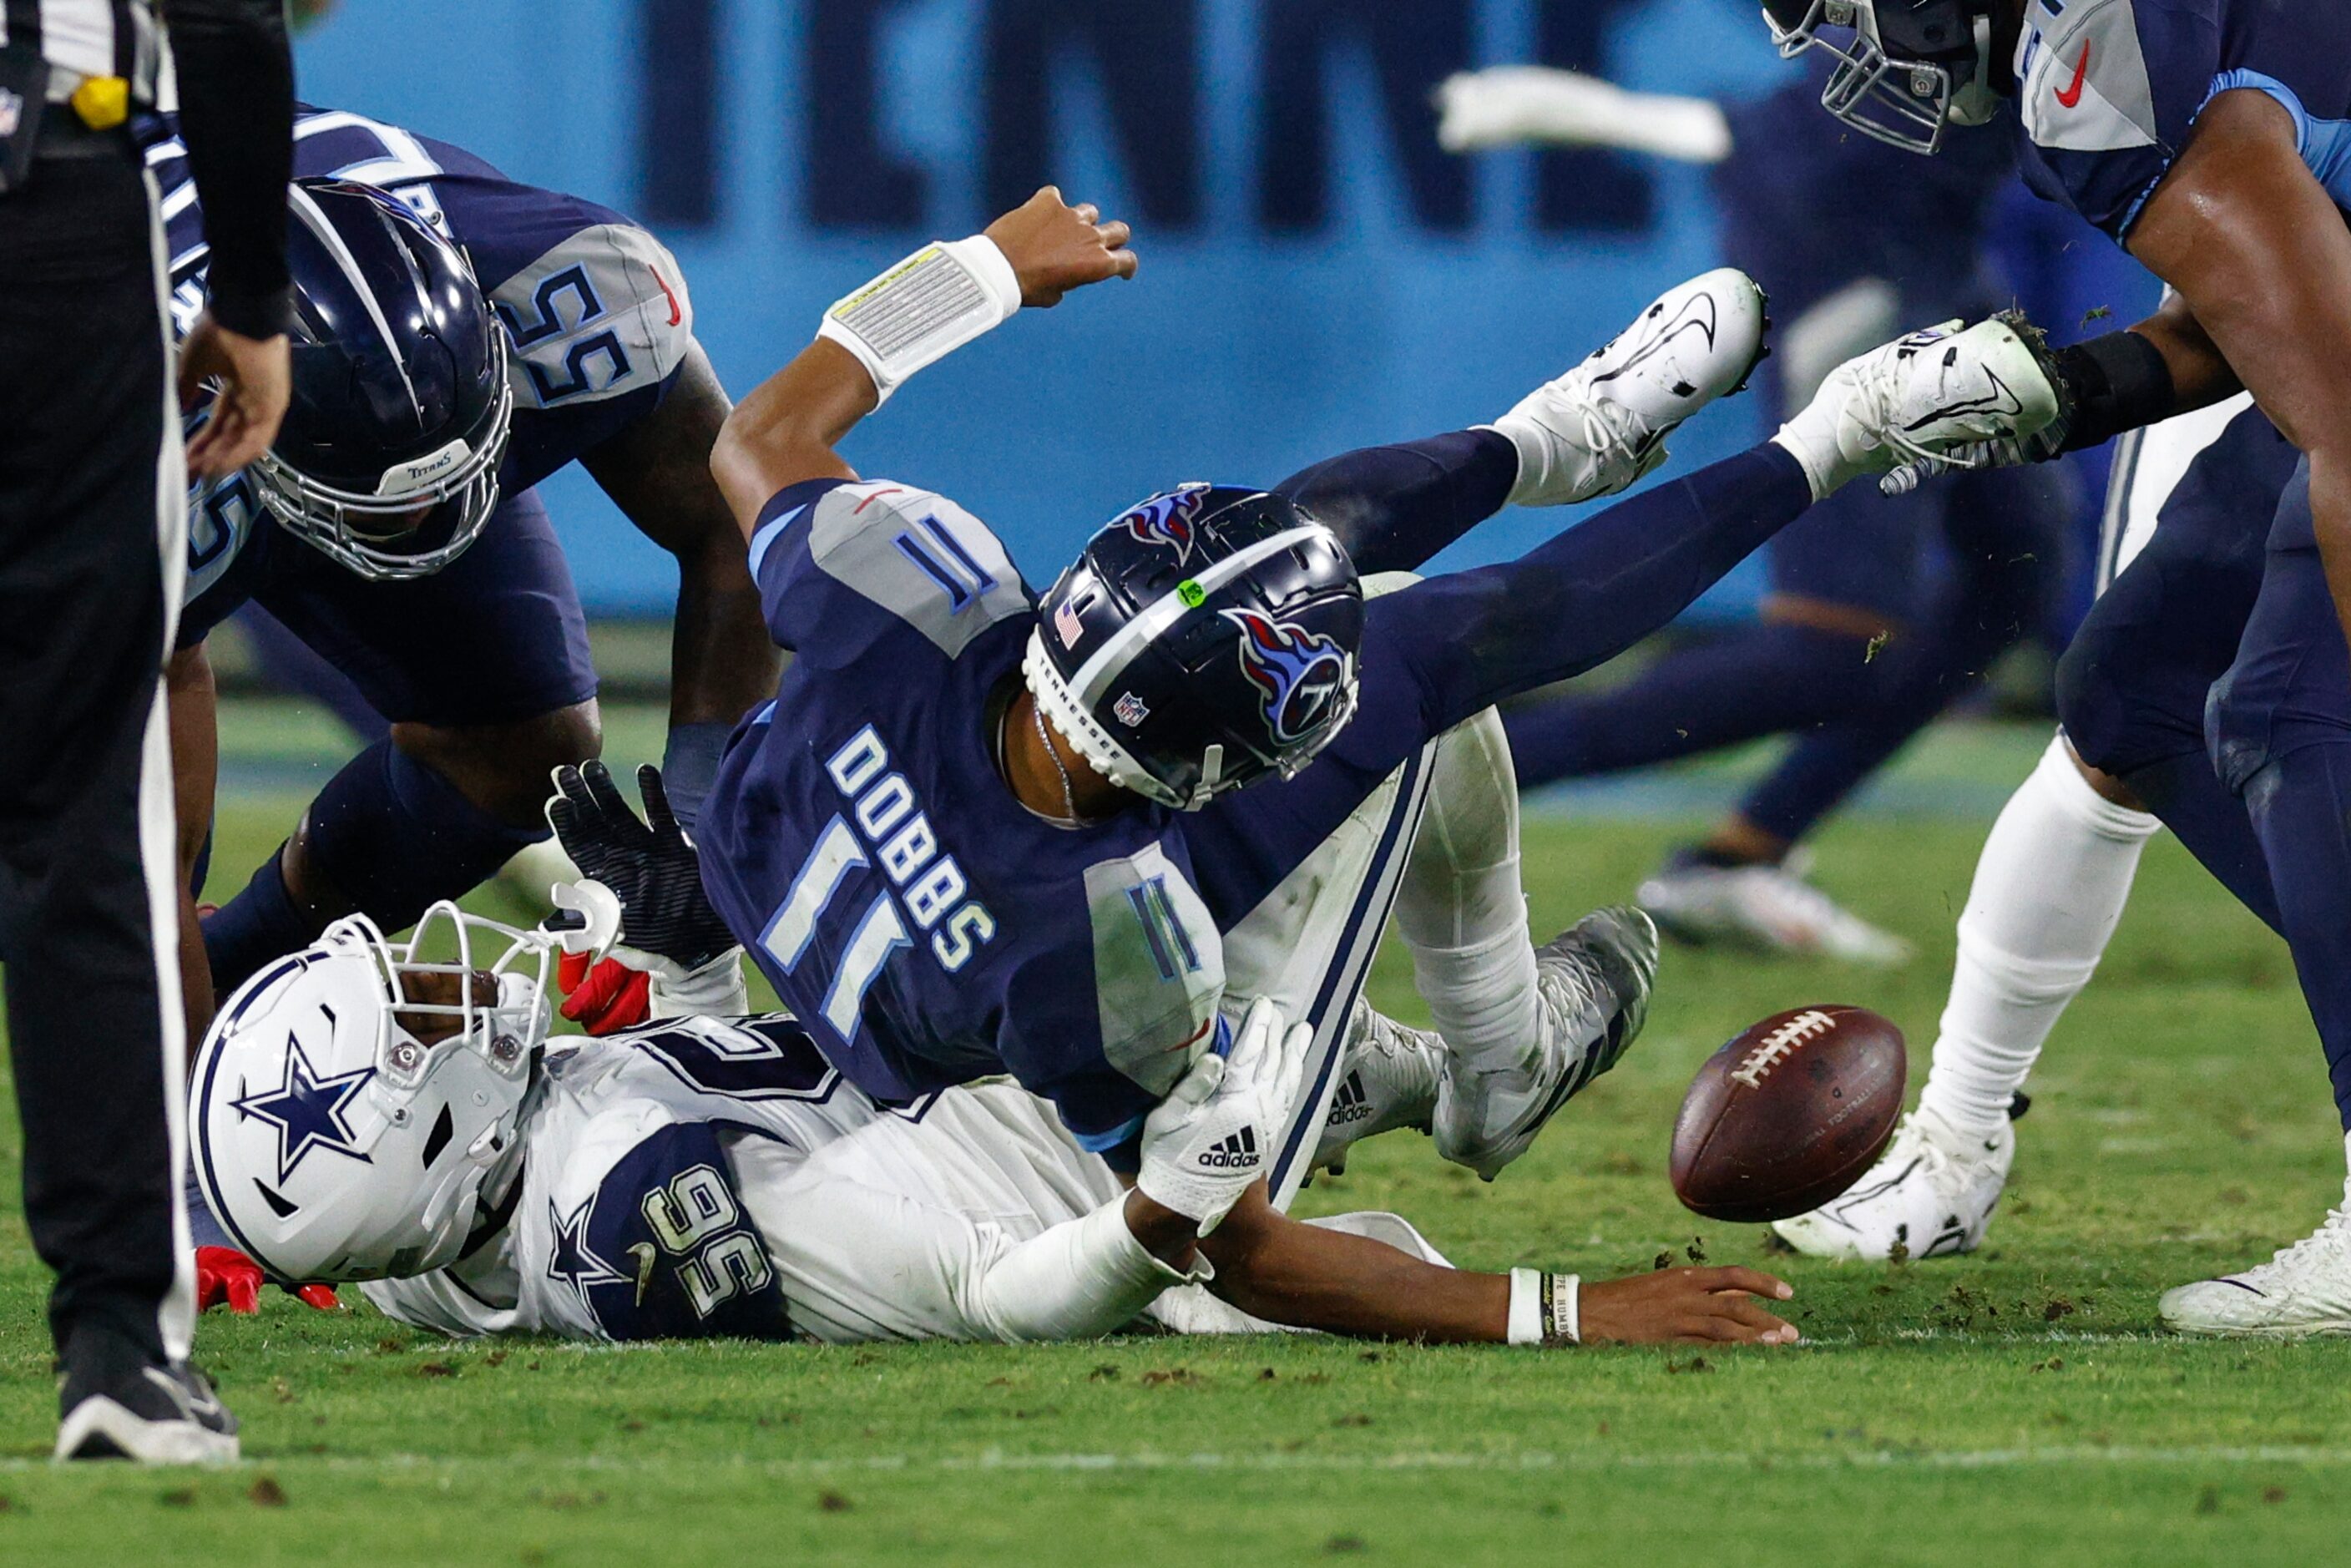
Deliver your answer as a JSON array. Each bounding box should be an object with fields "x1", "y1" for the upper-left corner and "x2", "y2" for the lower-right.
[
  {"x1": 2017, "y1": 0, "x2": 2160, "y2": 154},
  {"x1": 800, "y1": 479, "x2": 1032, "y2": 655},
  {"x1": 495, "y1": 222, "x2": 696, "y2": 412},
  {"x1": 1083, "y1": 845, "x2": 1227, "y2": 1100}
]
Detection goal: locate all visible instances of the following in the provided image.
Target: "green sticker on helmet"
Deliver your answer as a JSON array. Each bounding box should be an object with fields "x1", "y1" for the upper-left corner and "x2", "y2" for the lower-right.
[{"x1": 1178, "y1": 579, "x2": 1206, "y2": 608}]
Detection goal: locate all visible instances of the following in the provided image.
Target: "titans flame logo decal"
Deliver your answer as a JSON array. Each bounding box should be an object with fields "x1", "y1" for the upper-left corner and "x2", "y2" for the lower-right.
[
  {"x1": 1222, "y1": 609, "x2": 1352, "y2": 746},
  {"x1": 1117, "y1": 487, "x2": 1209, "y2": 565}
]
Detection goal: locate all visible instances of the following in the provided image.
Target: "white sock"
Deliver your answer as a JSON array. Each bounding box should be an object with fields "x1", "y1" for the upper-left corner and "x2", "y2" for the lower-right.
[
  {"x1": 1394, "y1": 709, "x2": 1542, "y2": 1073},
  {"x1": 1917, "y1": 734, "x2": 2160, "y2": 1138}
]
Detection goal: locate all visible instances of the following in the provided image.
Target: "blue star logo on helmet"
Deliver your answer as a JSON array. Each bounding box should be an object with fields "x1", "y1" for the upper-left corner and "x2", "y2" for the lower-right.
[
  {"x1": 230, "y1": 1033, "x2": 376, "y2": 1184},
  {"x1": 1116, "y1": 486, "x2": 1210, "y2": 565},
  {"x1": 1222, "y1": 609, "x2": 1352, "y2": 746}
]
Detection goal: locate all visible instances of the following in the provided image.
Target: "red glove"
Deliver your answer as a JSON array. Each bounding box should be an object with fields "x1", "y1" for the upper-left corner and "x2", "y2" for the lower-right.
[
  {"x1": 558, "y1": 948, "x2": 654, "y2": 1035},
  {"x1": 195, "y1": 1246, "x2": 342, "y2": 1313}
]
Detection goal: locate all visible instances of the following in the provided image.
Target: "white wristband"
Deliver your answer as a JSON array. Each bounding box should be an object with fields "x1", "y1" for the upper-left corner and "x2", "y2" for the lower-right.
[
  {"x1": 649, "y1": 948, "x2": 749, "y2": 1020},
  {"x1": 817, "y1": 235, "x2": 1023, "y2": 405},
  {"x1": 1506, "y1": 1267, "x2": 1580, "y2": 1346}
]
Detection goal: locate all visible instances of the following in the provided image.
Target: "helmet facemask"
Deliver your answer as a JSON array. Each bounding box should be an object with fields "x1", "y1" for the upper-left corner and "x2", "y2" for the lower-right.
[
  {"x1": 1767, "y1": 0, "x2": 1999, "y2": 154},
  {"x1": 249, "y1": 331, "x2": 513, "y2": 583}
]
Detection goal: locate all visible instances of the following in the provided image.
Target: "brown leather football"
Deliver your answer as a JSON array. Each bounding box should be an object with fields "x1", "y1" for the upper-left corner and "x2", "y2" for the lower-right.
[{"x1": 1670, "y1": 1004, "x2": 1907, "y2": 1223}]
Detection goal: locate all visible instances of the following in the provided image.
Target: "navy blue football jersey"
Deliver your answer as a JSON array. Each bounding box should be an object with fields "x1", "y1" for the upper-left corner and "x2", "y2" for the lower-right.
[
  {"x1": 146, "y1": 105, "x2": 699, "y2": 645},
  {"x1": 2013, "y1": 0, "x2": 2351, "y2": 242},
  {"x1": 698, "y1": 478, "x2": 1231, "y2": 1156}
]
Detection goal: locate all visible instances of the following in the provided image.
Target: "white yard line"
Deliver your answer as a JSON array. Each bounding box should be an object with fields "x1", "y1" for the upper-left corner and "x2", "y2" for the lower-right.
[{"x1": 8, "y1": 1446, "x2": 2351, "y2": 1476}]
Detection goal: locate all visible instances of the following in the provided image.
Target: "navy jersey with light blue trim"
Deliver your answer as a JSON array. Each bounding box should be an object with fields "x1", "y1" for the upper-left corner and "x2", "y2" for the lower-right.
[
  {"x1": 698, "y1": 478, "x2": 1231, "y2": 1156},
  {"x1": 2013, "y1": 0, "x2": 2351, "y2": 243},
  {"x1": 148, "y1": 105, "x2": 700, "y2": 645}
]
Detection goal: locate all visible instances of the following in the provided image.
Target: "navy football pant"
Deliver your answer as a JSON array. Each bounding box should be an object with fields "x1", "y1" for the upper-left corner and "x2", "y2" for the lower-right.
[
  {"x1": 1194, "y1": 438, "x2": 1815, "y2": 928},
  {"x1": 1502, "y1": 456, "x2": 2065, "y2": 850},
  {"x1": 2056, "y1": 405, "x2": 2297, "y2": 930}
]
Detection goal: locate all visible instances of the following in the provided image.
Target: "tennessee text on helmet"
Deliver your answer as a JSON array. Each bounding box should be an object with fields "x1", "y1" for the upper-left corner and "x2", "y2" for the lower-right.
[
  {"x1": 190, "y1": 904, "x2": 554, "y2": 1284},
  {"x1": 1025, "y1": 483, "x2": 1363, "y2": 811},
  {"x1": 243, "y1": 179, "x2": 513, "y2": 582},
  {"x1": 1762, "y1": 0, "x2": 2002, "y2": 154}
]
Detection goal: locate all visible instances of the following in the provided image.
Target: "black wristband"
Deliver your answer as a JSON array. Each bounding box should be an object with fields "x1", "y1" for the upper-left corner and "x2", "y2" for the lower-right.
[
  {"x1": 204, "y1": 283, "x2": 296, "y2": 342},
  {"x1": 2051, "y1": 330, "x2": 2176, "y2": 454}
]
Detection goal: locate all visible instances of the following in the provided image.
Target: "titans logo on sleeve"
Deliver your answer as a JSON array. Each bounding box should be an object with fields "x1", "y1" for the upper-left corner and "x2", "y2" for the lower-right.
[{"x1": 229, "y1": 1036, "x2": 374, "y2": 1184}]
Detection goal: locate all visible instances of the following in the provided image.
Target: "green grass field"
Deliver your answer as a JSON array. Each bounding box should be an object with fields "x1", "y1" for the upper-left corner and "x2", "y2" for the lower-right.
[{"x1": 3, "y1": 716, "x2": 2349, "y2": 1561}]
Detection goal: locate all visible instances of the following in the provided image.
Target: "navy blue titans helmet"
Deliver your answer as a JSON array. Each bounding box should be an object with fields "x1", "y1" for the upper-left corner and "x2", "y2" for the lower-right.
[
  {"x1": 1762, "y1": 0, "x2": 2002, "y2": 154},
  {"x1": 1024, "y1": 484, "x2": 1363, "y2": 811},
  {"x1": 245, "y1": 179, "x2": 512, "y2": 580}
]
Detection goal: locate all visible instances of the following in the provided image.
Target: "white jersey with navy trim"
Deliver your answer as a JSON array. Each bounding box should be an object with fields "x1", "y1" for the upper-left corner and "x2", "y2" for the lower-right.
[{"x1": 362, "y1": 1019, "x2": 1448, "y2": 1344}]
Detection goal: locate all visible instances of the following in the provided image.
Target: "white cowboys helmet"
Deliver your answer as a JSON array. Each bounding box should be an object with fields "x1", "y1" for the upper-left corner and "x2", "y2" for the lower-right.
[
  {"x1": 1762, "y1": 0, "x2": 2005, "y2": 154},
  {"x1": 190, "y1": 904, "x2": 554, "y2": 1283}
]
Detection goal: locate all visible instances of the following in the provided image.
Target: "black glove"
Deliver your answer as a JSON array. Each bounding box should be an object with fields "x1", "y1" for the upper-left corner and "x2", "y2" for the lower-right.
[{"x1": 544, "y1": 761, "x2": 738, "y2": 969}]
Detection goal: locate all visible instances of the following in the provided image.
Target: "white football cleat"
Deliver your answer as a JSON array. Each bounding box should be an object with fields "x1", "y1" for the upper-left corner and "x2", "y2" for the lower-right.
[
  {"x1": 1637, "y1": 854, "x2": 1912, "y2": 966},
  {"x1": 1771, "y1": 1105, "x2": 2017, "y2": 1261},
  {"x1": 1486, "y1": 268, "x2": 1768, "y2": 508},
  {"x1": 1436, "y1": 907, "x2": 1659, "y2": 1181},
  {"x1": 2161, "y1": 1144, "x2": 2351, "y2": 1337},
  {"x1": 1310, "y1": 1001, "x2": 1442, "y2": 1176},
  {"x1": 1771, "y1": 312, "x2": 2061, "y2": 501}
]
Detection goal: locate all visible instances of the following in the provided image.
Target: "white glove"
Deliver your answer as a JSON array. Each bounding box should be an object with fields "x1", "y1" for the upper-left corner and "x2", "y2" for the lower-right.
[
  {"x1": 1135, "y1": 996, "x2": 1309, "y2": 1237},
  {"x1": 549, "y1": 878, "x2": 748, "y2": 1020}
]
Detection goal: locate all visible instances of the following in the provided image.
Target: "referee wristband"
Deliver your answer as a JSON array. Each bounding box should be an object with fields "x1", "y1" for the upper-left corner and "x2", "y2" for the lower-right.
[
  {"x1": 1507, "y1": 1267, "x2": 1580, "y2": 1346},
  {"x1": 817, "y1": 235, "x2": 1023, "y2": 405}
]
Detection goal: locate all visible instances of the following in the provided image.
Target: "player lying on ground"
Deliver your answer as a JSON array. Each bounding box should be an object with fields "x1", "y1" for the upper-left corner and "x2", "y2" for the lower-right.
[
  {"x1": 157, "y1": 106, "x2": 774, "y2": 1029},
  {"x1": 189, "y1": 904, "x2": 1799, "y2": 1347},
  {"x1": 1438, "y1": 65, "x2": 2070, "y2": 968},
  {"x1": 645, "y1": 184, "x2": 2057, "y2": 1264},
  {"x1": 1761, "y1": 0, "x2": 2351, "y2": 1333}
]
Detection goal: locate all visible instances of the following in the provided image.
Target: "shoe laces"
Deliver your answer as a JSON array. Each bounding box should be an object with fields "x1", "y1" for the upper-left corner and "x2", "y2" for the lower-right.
[{"x1": 2242, "y1": 1201, "x2": 2351, "y2": 1283}]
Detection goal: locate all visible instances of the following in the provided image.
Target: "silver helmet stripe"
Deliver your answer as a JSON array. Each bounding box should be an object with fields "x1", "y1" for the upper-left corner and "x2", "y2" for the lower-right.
[
  {"x1": 1064, "y1": 523, "x2": 1334, "y2": 709},
  {"x1": 285, "y1": 182, "x2": 420, "y2": 411}
]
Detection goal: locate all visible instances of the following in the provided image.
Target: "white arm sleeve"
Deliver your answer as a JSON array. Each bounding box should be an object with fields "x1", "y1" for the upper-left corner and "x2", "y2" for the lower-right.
[{"x1": 735, "y1": 1139, "x2": 1206, "y2": 1344}]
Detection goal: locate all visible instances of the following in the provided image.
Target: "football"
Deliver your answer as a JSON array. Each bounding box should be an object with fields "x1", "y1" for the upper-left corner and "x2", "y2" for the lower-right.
[{"x1": 1669, "y1": 1004, "x2": 1908, "y2": 1223}]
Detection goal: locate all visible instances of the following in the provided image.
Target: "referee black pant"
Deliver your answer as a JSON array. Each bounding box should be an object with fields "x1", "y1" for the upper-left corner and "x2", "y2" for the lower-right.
[{"x1": 0, "y1": 128, "x2": 194, "y2": 1363}]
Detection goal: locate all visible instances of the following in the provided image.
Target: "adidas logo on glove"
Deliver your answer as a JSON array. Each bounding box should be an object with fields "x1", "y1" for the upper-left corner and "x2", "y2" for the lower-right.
[{"x1": 1196, "y1": 1127, "x2": 1261, "y2": 1170}]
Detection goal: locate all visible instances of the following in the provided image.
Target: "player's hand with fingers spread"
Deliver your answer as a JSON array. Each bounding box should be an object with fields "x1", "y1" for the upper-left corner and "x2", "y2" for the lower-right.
[
  {"x1": 544, "y1": 761, "x2": 742, "y2": 1034},
  {"x1": 179, "y1": 310, "x2": 292, "y2": 482},
  {"x1": 1577, "y1": 1266, "x2": 1800, "y2": 1346},
  {"x1": 1137, "y1": 996, "x2": 1308, "y2": 1237},
  {"x1": 983, "y1": 185, "x2": 1139, "y2": 308}
]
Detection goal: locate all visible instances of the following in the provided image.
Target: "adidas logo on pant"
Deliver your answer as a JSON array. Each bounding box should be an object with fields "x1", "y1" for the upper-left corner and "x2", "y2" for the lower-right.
[
  {"x1": 1326, "y1": 1070, "x2": 1375, "y2": 1127},
  {"x1": 1196, "y1": 1126, "x2": 1261, "y2": 1170}
]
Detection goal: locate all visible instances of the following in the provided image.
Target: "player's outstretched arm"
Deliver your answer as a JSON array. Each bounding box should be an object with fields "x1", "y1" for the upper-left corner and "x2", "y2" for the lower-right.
[
  {"x1": 2123, "y1": 88, "x2": 2351, "y2": 650},
  {"x1": 1196, "y1": 1186, "x2": 1797, "y2": 1347},
  {"x1": 710, "y1": 187, "x2": 1137, "y2": 533}
]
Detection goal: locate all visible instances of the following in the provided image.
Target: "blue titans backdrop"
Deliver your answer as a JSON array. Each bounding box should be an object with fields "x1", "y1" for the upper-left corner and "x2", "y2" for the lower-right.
[{"x1": 296, "y1": 1, "x2": 1789, "y2": 615}]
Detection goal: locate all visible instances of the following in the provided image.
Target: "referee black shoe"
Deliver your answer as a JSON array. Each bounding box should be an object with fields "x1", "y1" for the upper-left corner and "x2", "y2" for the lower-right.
[{"x1": 55, "y1": 1327, "x2": 240, "y2": 1464}]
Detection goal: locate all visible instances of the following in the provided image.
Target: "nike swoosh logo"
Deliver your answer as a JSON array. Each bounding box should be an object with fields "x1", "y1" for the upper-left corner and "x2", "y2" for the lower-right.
[
  {"x1": 2054, "y1": 42, "x2": 2091, "y2": 109},
  {"x1": 1902, "y1": 368, "x2": 2022, "y2": 434},
  {"x1": 1589, "y1": 291, "x2": 1720, "y2": 391}
]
